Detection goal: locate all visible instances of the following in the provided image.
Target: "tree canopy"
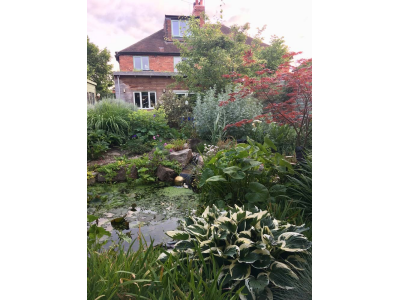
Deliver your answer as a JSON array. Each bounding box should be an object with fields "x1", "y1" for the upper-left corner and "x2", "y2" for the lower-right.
[
  {"x1": 87, "y1": 37, "x2": 113, "y2": 97},
  {"x1": 173, "y1": 16, "x2": 291, "y2": 95}
]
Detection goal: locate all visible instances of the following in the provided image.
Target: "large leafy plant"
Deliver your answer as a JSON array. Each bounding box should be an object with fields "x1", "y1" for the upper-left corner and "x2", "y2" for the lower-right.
[
  {"x1": 161, "y1": 205, "x2": 311, "y2": 300},
  {"x1": 198, "y1": 137, "x2": 293, "y2": 209}
]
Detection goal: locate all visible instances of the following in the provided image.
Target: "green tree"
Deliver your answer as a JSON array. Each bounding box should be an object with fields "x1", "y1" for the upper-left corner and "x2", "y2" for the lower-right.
[
  {"x1": 87, "y1": 37, "x2": 113, "y2": 97},
  {"x1": 257, "y1": 35, "x2": 291, "y2": 72},
  {"x1": 173, "y1": 16, "x2": 264, "y2": 94}
]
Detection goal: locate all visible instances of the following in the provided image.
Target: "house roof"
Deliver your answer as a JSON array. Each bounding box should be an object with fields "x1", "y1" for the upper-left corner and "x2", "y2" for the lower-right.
[
  {"x1": 113, "y1": 71, "x2": 178, "y2": 77},
  {"x1": 87, "y1": 79, "x2": 97, "y2": 85},
  {"x1": 115, "y1": 24, "x2": 268, "y2": 62},
  {"x1": 116, "y1": 29, "x2": 180, "y2": 61}
]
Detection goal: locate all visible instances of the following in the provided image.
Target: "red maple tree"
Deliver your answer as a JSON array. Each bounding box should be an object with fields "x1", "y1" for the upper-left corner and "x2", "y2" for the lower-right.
[{"x1": 222, "y1": 51, "x2": 312, "y2": 148}]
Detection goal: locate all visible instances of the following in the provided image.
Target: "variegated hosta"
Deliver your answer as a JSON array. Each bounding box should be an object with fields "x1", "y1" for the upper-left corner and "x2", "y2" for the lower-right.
[{"x1": 159, "y1": 205, "x2": 311, "y2": 300}]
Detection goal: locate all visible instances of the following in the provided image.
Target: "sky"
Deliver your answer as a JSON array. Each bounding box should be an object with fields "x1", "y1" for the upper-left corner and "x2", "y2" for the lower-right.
[{"x1": 87, "y1": 0, "x2": 312, "y2": 71}]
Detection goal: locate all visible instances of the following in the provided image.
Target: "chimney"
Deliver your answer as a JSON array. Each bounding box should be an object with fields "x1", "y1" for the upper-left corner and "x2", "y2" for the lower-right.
[{"x1": 192, "y1": 0, "x2": 205, "y2": 27}]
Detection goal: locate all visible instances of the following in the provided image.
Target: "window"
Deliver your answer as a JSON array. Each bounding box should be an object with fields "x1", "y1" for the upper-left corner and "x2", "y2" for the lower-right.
[
  {"x1": 172, "y1": 20, "x2": 188, "y2": 37},
  {"x1": 173, "y1": 57, "x2": 187, "y2": 72},
  {"x1": 133, "y1": 91, "x2": 157, "y2": 109},
  {"x1": 134, "y1": 56, "x2": 149, "y2": 70}
]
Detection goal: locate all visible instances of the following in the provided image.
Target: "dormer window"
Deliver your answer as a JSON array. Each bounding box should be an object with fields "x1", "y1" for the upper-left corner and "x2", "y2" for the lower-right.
[
  {"x1": 172, "y1": 20, "x2": 188, "y2": 37},
  {"x1": 134, "y1": 56, "x2": 149, "y2": 70}
]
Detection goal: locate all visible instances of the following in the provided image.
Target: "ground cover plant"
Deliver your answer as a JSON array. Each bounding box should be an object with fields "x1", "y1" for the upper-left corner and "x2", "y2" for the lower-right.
[{"x1": 162, "y1": 204, "x2": 312, "y2": 300}]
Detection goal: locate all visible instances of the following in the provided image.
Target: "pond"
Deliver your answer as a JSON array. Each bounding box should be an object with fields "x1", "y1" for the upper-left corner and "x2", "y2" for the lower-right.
[{"x1": 87, "y1": 183, "x2": 199, "y2": 251}]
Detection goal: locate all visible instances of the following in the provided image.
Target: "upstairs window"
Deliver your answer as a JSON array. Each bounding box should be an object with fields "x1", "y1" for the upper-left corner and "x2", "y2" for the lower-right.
[
  {"x1": 134, "y1": 56, "x2": 149, "y2": 70},
  {"x1": 172, "y1": 20, "x2": 188, "y2": 37},
  {"x1": 173, "y1": 57, "x2": 187, "y2": 72}
]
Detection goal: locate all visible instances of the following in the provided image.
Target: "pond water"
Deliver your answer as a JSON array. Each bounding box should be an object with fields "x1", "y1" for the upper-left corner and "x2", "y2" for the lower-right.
[{"x1": 87, "y1": 183, "x2": 199, "y2": 251}]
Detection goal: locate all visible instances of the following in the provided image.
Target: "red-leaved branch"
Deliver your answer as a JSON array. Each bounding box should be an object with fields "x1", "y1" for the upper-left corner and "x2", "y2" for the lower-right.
[{"x1": 222, "y1": 51, "x2": 312, "y2": 148}]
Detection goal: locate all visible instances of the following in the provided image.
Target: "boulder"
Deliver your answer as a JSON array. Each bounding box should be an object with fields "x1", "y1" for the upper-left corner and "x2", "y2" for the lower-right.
[
  {"x1": 169, "y1": 149, "x2": 192, "y2": 167},
  {"x1": 97, "y1": 166, "x2": 138, "y2": 182},
  {"x1": 156, "y1": 165, "x2": 178, "y2": 182}
]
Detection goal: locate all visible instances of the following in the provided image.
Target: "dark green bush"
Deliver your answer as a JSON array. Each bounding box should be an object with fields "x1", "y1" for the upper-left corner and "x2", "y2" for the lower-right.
[{"x1": 87, "y1": 128, "x2": 110, "y2": 160}]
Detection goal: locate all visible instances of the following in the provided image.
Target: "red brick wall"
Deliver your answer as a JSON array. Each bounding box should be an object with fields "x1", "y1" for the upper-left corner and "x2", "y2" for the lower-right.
[
  {"x1": 119, "y1": 55, "x2": 175, "y2": 72},
  {"x1": 119, "y1": 56, "x2": 133, "y2": 71},
  {"x1": 149, "y1": 56, "x2": 174, "y2": 72},
  {"x1": 114, "y1": 76, "x2": 186, "y2": 105}
]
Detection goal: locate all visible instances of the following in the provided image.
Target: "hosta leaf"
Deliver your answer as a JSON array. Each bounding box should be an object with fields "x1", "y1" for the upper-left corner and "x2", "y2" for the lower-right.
[
  {"x1": 174, "y1": 238, "x2": 197, "y2": 251},
  {"x1": 252, "y1": 258, "x2": 273, "y2": 269},
  {"x1": 285, "y1": 255, "x2": 307, "y2": 271},
  {"x1": 245, "y1": 273, "x2": 269, "y2": 297},
  {"x1": 268, "y1": 261, "x2": 298, "y2": 289},
  {"x1": 217, "y1": 216, "x2": 238, "y2": 232},
  {"x1": 230, "y1": 261, "x2": 251, "y2": 280},
  {"x1": 239, "y1": 249, "x2": 271, "y2": 264},
  {"x1": 271, "y1": 223, "x2": 309, "y2": 239},
  {"x1": 202, "y1": 247, "x2": 223, "y2": 256},
  {"x1": 186, "y1": 224, "x2": 208, "y2": 236},
  {"x1": 238, "y1": 228, "x2": 253, "y2": 239},
  {"x1": 165, "y1": 230, "x2": 190, "y2": 241},
  {"x1": 218, "y1": 266, "x2": 232, "y2": 287},
  {"x1": 223, "y1": 245, "x2": 240, "y2": 259},
  {"x1": 236, "y1": 238, "x2": 254, "y2": 247},
  {"x1": 182, "y1": 216, "x2": 195, "y2": 226},
  {"x1": 277, "y1": 232, "x2": 312, "y2": 252}
]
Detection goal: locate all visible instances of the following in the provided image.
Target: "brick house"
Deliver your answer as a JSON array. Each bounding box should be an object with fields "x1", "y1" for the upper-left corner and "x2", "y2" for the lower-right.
[{"x1": 113, "y1": 0, "x2": 264, "y2": 109}]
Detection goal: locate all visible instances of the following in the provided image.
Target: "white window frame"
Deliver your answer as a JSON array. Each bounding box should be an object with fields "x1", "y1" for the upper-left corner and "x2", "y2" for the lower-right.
[
  {"x1": 133, "y1": 56, "x2": 150, "y2": 70},
  {"x1": 171, "y1": 20, "x2": 187, "y2": 37},
  {"x1": 133, "y1": 91, "x2": 157, "y2": 109}
]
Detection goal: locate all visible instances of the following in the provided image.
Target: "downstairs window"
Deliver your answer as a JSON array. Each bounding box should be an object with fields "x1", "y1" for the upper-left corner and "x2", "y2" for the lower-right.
[{"x1": 133, "y1": 91, "x2": 156, "y2": 109}]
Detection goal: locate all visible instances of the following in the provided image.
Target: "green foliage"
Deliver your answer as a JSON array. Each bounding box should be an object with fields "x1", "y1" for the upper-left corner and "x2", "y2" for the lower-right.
[
  {"x1": 87, "y1": 128, "x2": 110, "y2": 160},
  {"x1": 257, "y1": 35, "x2": 291, "y2": 73},
  {"x1": 128, "y1": 107, "x2": 172, "y2": 141},
  {"x1": 249, "y1": 121, "x2": 297, "y2": 155},
  {"x1": 170, "y1": 139, "x2": 186, "y2": 151},
  {"x1": 162, "y1": 205, "x2": 311, "y2": 300},
  {"x1": 87, "y1": 233, "x2": 243, "y2": 300},
  {"x1": 193, "y1": 86, "x2": 262, "y2": 141},
  {"x1": 286, "y1": 154, "x2": 312, "y2": 221},
  {"x1": 198, "y1": 137, "x2": 293, "y2": 209},
  {"x1": 121, "y1": 138, "x2": 153, "y2": 155},
  {"x1": 157, "y1": 91, "x2": 193, "y2": 127},
  {"x1": 173, "y1": 16, "x2": 264, "y2": 94},
  {"x1": 87, "y1": 98, "x2": 138, "y2": 137},
  {"x1": 87, "y1": 36, "x2": 114, "y2": 97}
]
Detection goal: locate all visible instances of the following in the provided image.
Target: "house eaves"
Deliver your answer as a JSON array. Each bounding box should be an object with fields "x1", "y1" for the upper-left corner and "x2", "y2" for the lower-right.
[{"x1": 113, "y1": 71, "x2": 178, "y2": 77}]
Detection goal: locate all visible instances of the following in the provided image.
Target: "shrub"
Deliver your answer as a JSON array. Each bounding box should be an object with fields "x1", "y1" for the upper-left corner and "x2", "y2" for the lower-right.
[
  {"x1": 193, "y1": 86, "x2": 263, "y2": 141},
  {"x1": 128, "y1": 108, "x2": 172, "y2": 141},
  {"x1": 87, "y1": 98, "x2": 138, "y2": 136},
  {"x1": 161, "y1": 205, "x2": 312, "y2": 300},
  {"x1": 156, "y1": 91, "x2": 193, "y2": 128},
  {"x1": 87, "y1": 128, "x2": 110, "y2": 160}
]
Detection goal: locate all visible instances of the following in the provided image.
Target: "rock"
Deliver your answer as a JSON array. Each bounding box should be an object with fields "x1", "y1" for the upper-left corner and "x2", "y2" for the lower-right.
[
  {"x1": 156, "y1": 165, "x2": 178, "y2": 182},
  {"x1": 97, "y1": 166, "x2": 138, "y2": 182},
  {"x1": 169, "y1": 149, "x2": 192, "y2": 167},
  {"x1": 197, "y1": 154, "x2": 204, "y2": 168},
  {"x1": 87, "y1": 177, "x2": 96, "y2": 185},
  {"x1": 108, "y1": 151, "x2": 121, "y2": 156}
]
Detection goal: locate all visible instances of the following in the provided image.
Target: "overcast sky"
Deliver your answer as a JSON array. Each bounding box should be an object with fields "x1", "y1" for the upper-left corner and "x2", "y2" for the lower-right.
[{"x1": 87, "y1": 0, "x2": 312, "y2": 71}]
